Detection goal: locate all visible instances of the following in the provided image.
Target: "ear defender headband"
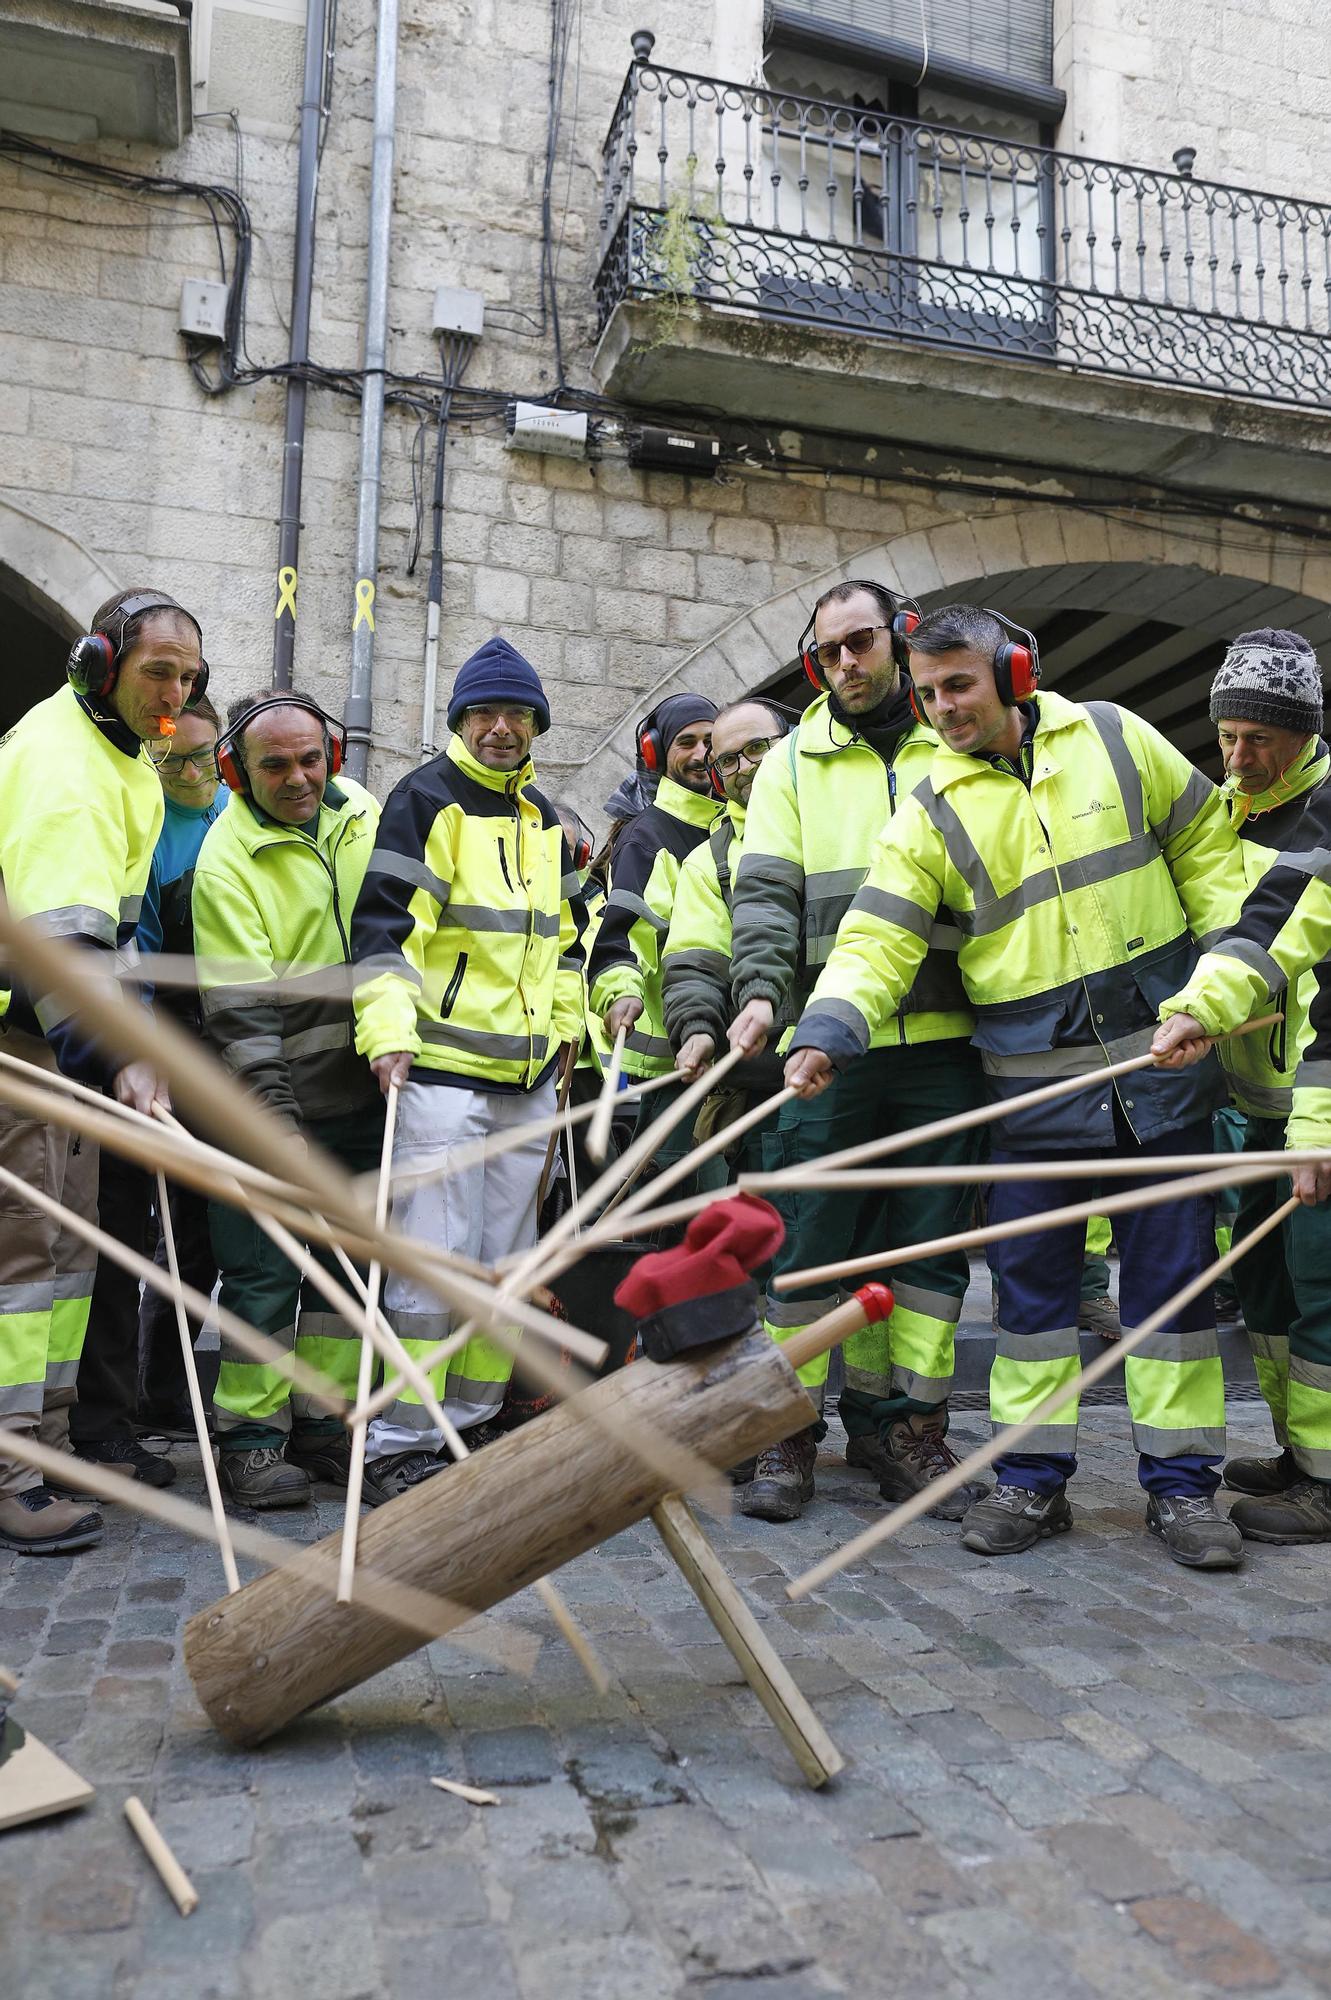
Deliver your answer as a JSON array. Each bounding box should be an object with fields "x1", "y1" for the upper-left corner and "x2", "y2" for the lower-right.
[
  {"x1": 906, "y1": 609, "x2": 1042, "y2": 727},
  {"x1": 66, "y1": 592, "x2": 210, "y2": 707},
  {"x1": 798, "y1": 584, "x2": 921, "y2": 691},
  {"x1": 215, "y1": 696, "x2": 347, "y2": 795}
]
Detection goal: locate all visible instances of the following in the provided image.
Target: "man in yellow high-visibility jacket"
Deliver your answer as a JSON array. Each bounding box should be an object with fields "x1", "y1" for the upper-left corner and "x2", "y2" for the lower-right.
[
  {"x1": 787, "y1": 603, "x2": 1247, "y2": 1570},
  {"x1": 0, "y1": 589, "x2": 205, "y2": 1553}
]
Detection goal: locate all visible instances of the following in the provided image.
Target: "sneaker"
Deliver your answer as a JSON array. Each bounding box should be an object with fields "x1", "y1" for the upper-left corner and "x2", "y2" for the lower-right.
[
  {"x1": 961, "y1": 1482, "x2": 1073, "y2": 1556},
  {"x1": 135, "y1": 1404, "x2": 197, "y2": 1443},
  {"x1": 849, "y1": 1415, "x2": 988, "y2": 1522},
  {"x1": 219, "y1": 1445, "x2": 310, "y2": 1510},
  {"x1": 289, "y1": 1430, "x2": 353, "y2": 1486},
  {"x1": 740, "y1": 1428, "x2": 817, "y2": 1523},
  {"x1": 0, "y1": 1485, "x2": 103, "y2": 1555},
  {"x1": 1223, "y1": 1446, "x2": 1300, "y2": 1496},
  {"x1": 1229, "y1": 1478, "x2": 1331, "y2": 1545},
  {"x1": 1145, "y1": 1491, "x2": 1243, "y2": 1569},
  {"x1": 361, "y1": 1449, "x2": 451, "y2": 1507},
  {"x1": 69, "y1": 1439, "x2": 177, "y2": 1489},
  {"x1": 1077, "y1": 1294, "x2": 1121, "y2": 1342}
]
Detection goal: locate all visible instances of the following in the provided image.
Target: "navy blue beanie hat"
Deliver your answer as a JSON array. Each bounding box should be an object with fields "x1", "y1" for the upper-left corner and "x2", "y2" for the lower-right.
[{"x1": 446, "y1": 636, "x2": 551, "y2": 735}]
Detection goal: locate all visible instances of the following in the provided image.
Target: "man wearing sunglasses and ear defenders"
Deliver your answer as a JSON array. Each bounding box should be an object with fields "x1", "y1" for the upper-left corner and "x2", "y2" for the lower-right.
[
  {"x1": 787, "y1": 602, "x2": 1247, "y2": 1571},
  {"x1": 0, "y1": 587, "x2": 206, "y2": 1553},
  {"x1": 727, "y1": 579, "x2": 986, "y2": 1525}
]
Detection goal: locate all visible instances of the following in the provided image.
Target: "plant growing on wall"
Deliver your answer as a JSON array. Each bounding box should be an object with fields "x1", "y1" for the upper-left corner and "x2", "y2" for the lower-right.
[{"x1": 635, "y1": 153, "x2": 730, "y2": 351}]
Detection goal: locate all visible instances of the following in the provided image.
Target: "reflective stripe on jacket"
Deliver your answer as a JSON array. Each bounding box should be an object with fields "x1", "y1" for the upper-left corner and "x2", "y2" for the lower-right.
[
  {"x1": 0, "y1": 685, "x2": 163, "y2": 1074},
  {"x1": 729, "y1": 694, "x2": 971, "y2": 1049},
  {"x1": 352, "y1": 736, "x2": 585, "y2": 1092},
  {"x1": 795, "y1": 692, "x2": 1245, "y2": 1147},
  {"x1": 588, "y1": 774, "x2": 720, "y2": 1078},
  {"x1": 193, "y1": 776, "x2": 380, "y2": 1126}
]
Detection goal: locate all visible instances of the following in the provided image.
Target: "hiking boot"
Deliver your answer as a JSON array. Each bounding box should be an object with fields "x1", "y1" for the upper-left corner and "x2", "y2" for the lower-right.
[
  {"x1": 1077, "y1": 1294, "x2": 1121, "y2": 1342},
  {"x1": 135, "y1": 1404, "x2": 197, "y2": 1443},
  {"x1": 961, "y1": 1482, "x2": 1073, "y2": 1556},
  {"x1": 0, "y1": 1485, "x2": 103, "y2": 1555},
  {"x1": 220, "y1": 1445, "x2": 310, "y2": 1510},
  {"x1": 68, "y1": 1438, "x2": 177, "y2": 1489},
  {"x1": 741, "y1": 1428, "x2": 817, "y2": 1523},
  {"x1": 727, "y1": 1457, "x2": 758, "y2": 1486},
  {"x1": 361, "y1": 1449, "x2": 451, "y2": 1507},
  {"x1": 289, "y1": 1429, "x2": 353, "y2": 1487},
  {"x1": 1223, "y1": 1446, "x2": 1300, "y2": 1496},
  {"x1": 1229, "y1": 1478, "x2": 1331, "y2": 1545},
  {"x1": 1145, "y1": 1492, "x2": 1243, "y2": 1569},
  {"x1": 850, "y1": 1414, "x2": 988, "y2": 1522}
]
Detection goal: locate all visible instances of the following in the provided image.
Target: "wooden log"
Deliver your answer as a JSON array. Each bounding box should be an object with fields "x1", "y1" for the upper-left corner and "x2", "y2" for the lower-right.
[
  {"x1": 184, "y1": 1327, "x2": 818, "y2": 1745},
  {"x1": 650, "y1": 1494, "x2": 844, "y2": 1789}
]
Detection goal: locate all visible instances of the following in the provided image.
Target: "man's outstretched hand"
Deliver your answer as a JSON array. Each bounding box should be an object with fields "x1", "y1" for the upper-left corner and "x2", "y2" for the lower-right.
[
  {"x1": 1150, "y1": 1013, "x2": 1215, "y2": 1070},
  {"x1": 728, "y1": 998, "x2": 773, "y2": 1057},
  {"x1": 676, "y1": 1032, "x2": 715, "y2": 1082},
  {"x1": 784, "y1": 1047, "x2": 834, "y2": 1100}
]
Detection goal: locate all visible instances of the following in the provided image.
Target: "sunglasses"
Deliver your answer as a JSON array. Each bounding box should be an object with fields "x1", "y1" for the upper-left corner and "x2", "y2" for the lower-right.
[
  {"x1": 710, "y1": 736, "x2": 778, "y2": 778},
  {"x1": 811, "y1": 624, "x2": 890, "y2": 671}
]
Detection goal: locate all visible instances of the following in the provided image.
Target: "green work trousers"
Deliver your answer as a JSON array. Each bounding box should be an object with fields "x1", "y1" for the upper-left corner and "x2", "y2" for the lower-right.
[
  {"x1": 209, "y1": 1106, "x2": 385, "y2": 1450},
  {"x1": 762, "y1": 1040, "x2": 987, "y2": 1435},
  {"x1": 1232, "y1": 1114, "x2": 1331, "y2": 1480}
]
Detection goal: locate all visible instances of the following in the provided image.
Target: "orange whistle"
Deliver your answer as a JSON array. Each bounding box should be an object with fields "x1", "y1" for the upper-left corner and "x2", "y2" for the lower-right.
[{"x1": 157, "y1": 716, "x2": 176, "y2": 737}]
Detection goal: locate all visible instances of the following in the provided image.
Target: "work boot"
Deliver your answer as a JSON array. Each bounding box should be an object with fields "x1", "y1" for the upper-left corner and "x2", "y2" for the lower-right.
[
  {"x1": 361, "y1": 1449, "x2": 451, "y2": 1507},
  {"x1": 135, "y1": 1403, "x2": 197, "y2": 1443},
  {"x1": 68, "y1": 1438, "x2": 176, "y2": 1490},
  {"x1": 288, "y1": 1428, "x2": 352, "y2": 1487},
  {"x1": 1077, "y1": 1294, "x2": 1121, "y2": 1342},
  {"x1": 1145, "y1": 1492, "x2": 1243, "y2": 1569},
  {"x1": 220, "y1": 1445, "x2": 310, "y2": 1510},
  {"x1": 0, "y1": 1485, "x2": 103, "y2": 1555},
  {"x1": 1223, "y1": 1446, "x2": 1300, "y2": 1496},
  {"x1": 741, "y1": 1428, "x2": 817, "y2": 1523},
  {"x1": 850, "y1": 1413, "x2": 988, "y2": 1522},
  {"x1": 1229, "y1": 1478, "x2": 1331, "y2": 1544},
  {"x1": 961, "y1": 1482, "x2": 1073, "y2": 1556}
]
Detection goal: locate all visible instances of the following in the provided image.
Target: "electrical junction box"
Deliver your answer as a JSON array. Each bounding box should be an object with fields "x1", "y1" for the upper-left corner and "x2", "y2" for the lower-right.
[
  {"x1": 432, "y1": 286, "x2": 485, "y2": 338},
  {"x1": 627, "y1": 426, "x2": 721, "y2": 473},
  {"x1": 505, "y1": 402, "x2": 588, "y2": 458},
  {"x1": 179, "y1": 278, "x2": 229, "y2": 342}
]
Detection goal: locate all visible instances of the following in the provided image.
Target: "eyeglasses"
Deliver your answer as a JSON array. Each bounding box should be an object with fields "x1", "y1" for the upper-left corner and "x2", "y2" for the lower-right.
[
  {"x1": 812, "y1": 625, "x2": 890, "y2": 671},
  {"x1": 710, "y1": 736, "x2": 779, "y2": 778},
  {"x1": 464, "y1": 704, "x2": 536, "y2": 728},
  {"x1": 156, "y1": 749, "x2": 219, "y2": 777}
]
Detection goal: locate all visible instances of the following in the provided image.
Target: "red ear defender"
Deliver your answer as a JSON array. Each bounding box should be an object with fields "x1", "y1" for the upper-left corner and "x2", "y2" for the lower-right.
[
  {"x1": 635, "y1": 713, "x2": 664, "y2": 773},
  {"x1": 908, "y1": 684, "x2": 927, "y2": 728},
  {"x1": 216, "y1": 743, "x2": 247, "y2": 793},
  {"x1": 802, "y1": 647, "x2": 825, "y2": 689},
  {"x1": 891, "y1": 605, "x2": 920, "y2": 673},
  {"x1": 709, "y1": 764, "x2": 726, "y2": 798},
  {"x1": 996, "y1": 642, "x2": 1038, "y2": 704},
  {"x1": 325, "y1": 721, "x2": 346, "y2": 778}
]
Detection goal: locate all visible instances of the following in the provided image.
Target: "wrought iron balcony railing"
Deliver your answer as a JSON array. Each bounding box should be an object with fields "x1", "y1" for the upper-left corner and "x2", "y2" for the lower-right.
[{"x1": 597, "y1": 57, "x2": 1331, "y2": 410}]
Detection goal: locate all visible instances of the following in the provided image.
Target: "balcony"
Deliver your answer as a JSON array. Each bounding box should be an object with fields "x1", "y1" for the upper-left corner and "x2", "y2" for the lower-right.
[
  {"x1": 594, "y1": 56, "x2": 1331, "y2": 508},
  {"x1": 0, "y1": 0, "x2": 193, "y2": 148}
]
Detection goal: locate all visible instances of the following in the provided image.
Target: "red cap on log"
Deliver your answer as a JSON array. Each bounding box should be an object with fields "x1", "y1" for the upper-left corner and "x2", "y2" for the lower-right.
[
  {"x1": 615, "y1": 1194, "x2": 786, "y2": 1317},
  {"x1": 853, "y1": 1282, "x2": 895, "y2": 1325}
]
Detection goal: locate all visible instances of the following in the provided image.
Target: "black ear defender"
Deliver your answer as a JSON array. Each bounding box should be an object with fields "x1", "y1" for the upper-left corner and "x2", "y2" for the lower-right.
[
  {"x1": 215, "y1": 696, "x2": 347, "y2": 795},
  {"x1": 798, "y1": 583, "x2": 922, "y2": 688},
  {"x1": 67, "y1": 592, "x2": 210, "y2": 707}
]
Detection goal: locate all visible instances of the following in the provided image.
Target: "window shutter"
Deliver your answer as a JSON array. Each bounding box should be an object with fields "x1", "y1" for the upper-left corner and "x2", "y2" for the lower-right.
[{"x1": 770, "y1": 0, "x2": 1055, "y2": 94}]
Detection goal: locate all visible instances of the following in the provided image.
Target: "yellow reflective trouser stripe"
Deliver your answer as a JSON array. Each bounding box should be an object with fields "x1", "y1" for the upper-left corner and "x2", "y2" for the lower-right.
[
  {"x1": 1248, "y1": 1329, "x2": 1290, "y2": 1443},
  {"x1": 764, "y1": 1317, "x2": 829, "y2": 1403},
  {"x1": 1287, "y1": 1373, "x2": 1331, "y2": 1475},
  {"x1": 47, "y1": 1292, "x2": 91, "y2": 1369},
  {"x1": 215, "y1": 1327, "x2": 363, "y2": 1429},
  {"x1": 1085, "y1": 1215, "x2": 1112, "y2": 1257},
  {"x1": 0, "y1": 1311, "x2": 50, "y2": 1392},
  {"x1": 990, "y1": 1351, "x2": 1082, "y2": 1450},
  {"x1": 841, "y1": 1303, "x2": 954, "y2": 1408},
  {"x1": 1122, "y1": 1353, "x2": 1227, "y2": 1456}
]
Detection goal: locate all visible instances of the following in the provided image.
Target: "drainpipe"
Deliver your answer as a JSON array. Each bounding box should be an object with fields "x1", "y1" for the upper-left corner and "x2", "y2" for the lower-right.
[
  {"x1": 271, "y1": 0, "x2": 330, "y2": 689},
  {"x1": 343, "y1": 0, "x2": 399, "y2": 780}
]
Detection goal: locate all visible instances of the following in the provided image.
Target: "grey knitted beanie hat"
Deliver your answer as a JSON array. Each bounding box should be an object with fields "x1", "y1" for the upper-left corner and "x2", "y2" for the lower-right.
[{"x1": 1210, "y1": 628, "x2": 1323, "y2": 736}]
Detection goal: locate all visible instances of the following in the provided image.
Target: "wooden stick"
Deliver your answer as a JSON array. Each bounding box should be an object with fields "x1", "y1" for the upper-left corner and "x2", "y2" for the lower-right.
[
  {"x1": 0, "y1": 1664, "x2": 18, "y2": 1699},
  {"x1": 124, "y1": 1797, "x2": 198, "y2": 1916},
  {"x1": 774, "y1": 1160, "x2": 1275, "y2": 1292},
  {"x1": 650, "y1": 1493, "x2": 843, "y2": 1787},
  {"x1": 787, "y1": 1187, "x2": 1300, "y2": 1601},
  {"x1": 0, "y1": 1160, "x2": 346, "y2": 1415},
  {"x1": 537, "y1": 1041, "x2": 579, "y2": 1210},
  {"x1": 743, "y1": 1147, "x2": 1331, "y2": 1195},
  {"x1": 430, "y1": 1777, "x2": 501, "y2": 1806},
  {"x1": 587, "y1": 1024, "x2": 627, "y2": 1165},
  {"x1": 155, "y1": 1167, "x2": 240, "y2": 1595},
  {"x1": 339, "y1": 1081, "x2": 399, "y2": 1604}
]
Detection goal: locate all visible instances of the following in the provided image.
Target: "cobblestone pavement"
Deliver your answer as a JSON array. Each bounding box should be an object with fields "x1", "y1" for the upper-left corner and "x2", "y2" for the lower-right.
[{"x1": 5, "y1": 1397, "x2": 1331, "y2": 2000}]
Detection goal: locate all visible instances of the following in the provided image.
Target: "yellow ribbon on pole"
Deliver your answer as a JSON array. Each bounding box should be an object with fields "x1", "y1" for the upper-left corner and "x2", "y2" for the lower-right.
[
  {"x1": 353, "y1": 578, "x2": 376, "y2": 632},
  {"x1": 274, "y1": 566, "x2": 298, "y2": 623}
]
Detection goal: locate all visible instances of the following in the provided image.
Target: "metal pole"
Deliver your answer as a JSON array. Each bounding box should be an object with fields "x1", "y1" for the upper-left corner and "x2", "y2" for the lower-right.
[
  {"x1": 271, "y1": 0, "x2": 329, "y2": 690},
  {"x1": 344, "y1": 0, "x2": 399, "y2": 780}
]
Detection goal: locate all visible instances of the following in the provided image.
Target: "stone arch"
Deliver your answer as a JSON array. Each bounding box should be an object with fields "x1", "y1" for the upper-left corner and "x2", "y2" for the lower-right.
[
  {"x1": 560, "y1": 500, "x2": 1331, "y2": 819},
  {"x1": 0, "y1": 500, "x2": 123, "y2": 732}
]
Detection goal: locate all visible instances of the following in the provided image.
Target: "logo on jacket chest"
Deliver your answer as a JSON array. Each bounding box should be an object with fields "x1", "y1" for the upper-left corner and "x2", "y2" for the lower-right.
[{"x1": 1071, "y1": 799, "x2": 1120, "y2": 821}]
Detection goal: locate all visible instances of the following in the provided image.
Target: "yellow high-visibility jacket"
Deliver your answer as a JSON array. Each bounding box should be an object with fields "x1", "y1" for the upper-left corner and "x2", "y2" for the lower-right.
[
  {"x1": 794, "y1": 691, "x2": 1244, "y2": 1148},
  {"x1": 352, "y1": 736, "x2": 585, "y2": 1092},
  {"x1": 1214, "y1": 737, "x2": 1329, "y2": 1122},
  {"x1": 0, "y1": 685, "x2": 163, "y2": 1078},
  {"x1": 1161, "y1": 751, "x2": 1331, "y2": 1151},
  {"x1": 730, "y1": 692, "x2": 971, "y2": 1048},
  {"x1": 588, "y1": 775, "x2": 721, "y2": 1078},
  {"x1": 193, "y1": 776, "x2": 381, "y2": 1127}
]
